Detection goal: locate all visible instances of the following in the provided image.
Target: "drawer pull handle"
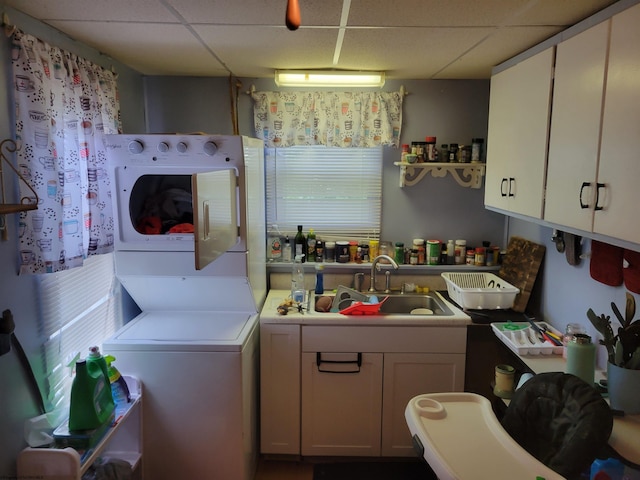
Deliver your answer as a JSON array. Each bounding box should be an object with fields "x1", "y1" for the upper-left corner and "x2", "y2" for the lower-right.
[{"x1": 316, "y1": 352, "x2": 362, "y2": 373}]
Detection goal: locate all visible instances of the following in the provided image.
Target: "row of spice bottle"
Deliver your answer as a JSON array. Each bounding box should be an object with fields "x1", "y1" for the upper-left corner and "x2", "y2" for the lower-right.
[
  {"x1": 268, "y1": 228, "x2": 500, "y2": 267},
  {"x1": 391, "y1": 239, "x2": 500, "y2": 267},
  {"x1": 402, "y1": 137, "x2": 484, "y2": 164}
]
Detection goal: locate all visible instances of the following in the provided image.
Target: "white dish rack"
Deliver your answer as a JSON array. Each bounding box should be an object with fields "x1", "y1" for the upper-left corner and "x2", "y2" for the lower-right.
[
  {"x1": 441, "y1": 272, "x2": 519, "y2": 310},
  {"x1": 491, "y1": 322, "x2": 564, "y2": 356}
]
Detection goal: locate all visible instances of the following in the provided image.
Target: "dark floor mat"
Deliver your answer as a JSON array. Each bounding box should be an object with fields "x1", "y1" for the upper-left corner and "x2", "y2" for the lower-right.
[{"x1": 313, "y1": 460, "x2": 437, "y2": 480}]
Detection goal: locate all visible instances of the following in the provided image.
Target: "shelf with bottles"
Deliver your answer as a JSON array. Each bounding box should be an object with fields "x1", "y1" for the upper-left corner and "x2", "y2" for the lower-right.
[
  {"x1": 17, "y1": 376, "x2": 142, "y2": 480},
  {"x1": 393, "y1": 161, "x2": 486, "y2": 188}
]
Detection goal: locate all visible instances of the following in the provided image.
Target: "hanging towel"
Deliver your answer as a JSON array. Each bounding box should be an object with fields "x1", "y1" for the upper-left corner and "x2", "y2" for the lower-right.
[
  {"x1": 590, "y1": 240, "x2": 623, "y2": 286},
  {"x1": 623, "y1": 249, "x2": 640, "y2": 294}
]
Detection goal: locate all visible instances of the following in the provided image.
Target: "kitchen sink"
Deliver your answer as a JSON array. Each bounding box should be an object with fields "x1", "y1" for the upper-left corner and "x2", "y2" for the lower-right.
[{"x1": 313, "y1": 292, "x2": 455, "y2": 316}]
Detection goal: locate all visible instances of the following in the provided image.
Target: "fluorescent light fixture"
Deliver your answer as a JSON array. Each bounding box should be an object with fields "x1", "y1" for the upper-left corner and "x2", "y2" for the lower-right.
[{"x1": 274, "y1": 70, "x2": 385, "y2": 88}]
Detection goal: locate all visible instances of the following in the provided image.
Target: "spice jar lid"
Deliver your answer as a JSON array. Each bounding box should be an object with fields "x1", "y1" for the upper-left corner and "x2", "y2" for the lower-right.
[{"x1": 425, "y1": 136, "x2": 436, "y2": 142}]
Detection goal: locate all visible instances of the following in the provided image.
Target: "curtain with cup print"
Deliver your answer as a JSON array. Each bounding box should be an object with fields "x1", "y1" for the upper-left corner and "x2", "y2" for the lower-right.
[
  {"x1": 251, "y1": 90, "x2": 403, "y2": 148},
  {"x1": 11, "y1": 31, "x2": 121, "y2": 274}
]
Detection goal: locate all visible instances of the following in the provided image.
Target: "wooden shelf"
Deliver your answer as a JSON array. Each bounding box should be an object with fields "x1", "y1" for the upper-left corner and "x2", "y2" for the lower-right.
[{"x1": 394, "y1": 162, "x2": 486, "y2": 188}]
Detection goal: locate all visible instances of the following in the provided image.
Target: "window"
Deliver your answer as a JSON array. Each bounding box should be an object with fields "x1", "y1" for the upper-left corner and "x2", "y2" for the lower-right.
[
  {"x1": 37, "y1": 253, "x2": 122, "y2": 411},
  {"x1": 265, "y1": 146, "x2": 382, "y2": 241}
]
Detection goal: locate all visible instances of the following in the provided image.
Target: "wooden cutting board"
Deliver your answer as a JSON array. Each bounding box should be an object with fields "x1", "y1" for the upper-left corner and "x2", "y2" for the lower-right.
[{"x1": 499, "y1": 236, "x2": 546, "y2": 312}]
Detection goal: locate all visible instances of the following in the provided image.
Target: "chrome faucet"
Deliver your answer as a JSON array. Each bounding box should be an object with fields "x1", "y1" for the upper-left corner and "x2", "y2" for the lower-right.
[{"x1": 369, "y1": 255, "x2": 399, "y2": 293}]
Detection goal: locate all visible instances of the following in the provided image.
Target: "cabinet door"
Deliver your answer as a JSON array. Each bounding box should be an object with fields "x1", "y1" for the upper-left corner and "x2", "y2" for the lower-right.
[
  {"x1": 260, "y1": 324, "x2": 301, "y2": 454},
  {"x1": 545, "y1": 21, "x2": 609, "y2": 230},
  {"x1": 381, "y1": 353, "x2": 465, "y2": 457},
  {"x1": 301, "y1": 352, "x2": 383, "y2": 456},
  {"x1": 594, "y1": 2, "x2": 640, "y2": 243},
  {"x1": 485, "y1": 47, "x2": 554, "y2": 218}
]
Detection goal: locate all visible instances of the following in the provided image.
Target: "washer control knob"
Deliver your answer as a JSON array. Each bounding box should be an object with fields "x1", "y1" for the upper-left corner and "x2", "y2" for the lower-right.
[
  {"x1": 157, "y1": 142, "x2": 170, "y2": 153},
  {"x1": 128, "y1": 140, "x2": 144, "y2": 154},
  {"x1": 176, "y1": 141, "x2": 188, "y2": 153},
  {"x1": 203, "y1": 141, "x2": 218, "y2": 156}
]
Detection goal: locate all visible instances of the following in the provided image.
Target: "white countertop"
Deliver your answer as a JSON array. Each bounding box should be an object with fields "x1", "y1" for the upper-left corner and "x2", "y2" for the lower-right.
[{"x1": 259, "y1": 289, "x2": 471, "y2": 326}]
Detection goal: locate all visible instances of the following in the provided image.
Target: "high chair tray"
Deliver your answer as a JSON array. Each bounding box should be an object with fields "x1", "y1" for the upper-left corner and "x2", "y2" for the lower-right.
[{"x1": 405, "y1": 393, "x2": 565, "y2": 480}]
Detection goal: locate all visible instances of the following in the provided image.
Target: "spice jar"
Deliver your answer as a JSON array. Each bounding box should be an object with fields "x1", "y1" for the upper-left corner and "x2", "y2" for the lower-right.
[
  {"x1": 471, "y1": 138, "x2": 484, "y2": 163},
  {"x1": 426, "y1": 240, "x2": 440, "y2": 265},
  {"x1": 474, "y1": 247, "x2": 486, "y2": 266},
  {"x1": 412, "y1": 239, "x2": 425, "y2": 265},
  {"x1": 410, "y1": 249, "x2": 419, "y2": 265},
  {"x1": 454, "y1": 239, "x2": 466, "y2": 265},
  {"x1": 425, "y1": 136, "x2": 437, "y2": 162},
  {"x1": 466, "y1": 249, "x2": 475, "y2": 265},
  {"x1": 448, "y1": 143, "x2": 458, "y2": 162}
]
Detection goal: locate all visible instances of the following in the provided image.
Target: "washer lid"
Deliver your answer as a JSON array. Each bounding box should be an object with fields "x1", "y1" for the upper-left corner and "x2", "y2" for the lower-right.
[{"x1": 107, "y1": 311, "x2": 256, "y2": 351}]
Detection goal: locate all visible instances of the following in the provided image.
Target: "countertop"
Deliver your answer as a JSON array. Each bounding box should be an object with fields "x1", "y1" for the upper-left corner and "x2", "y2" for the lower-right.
[{"x1": 259, "y1": 289, "x2": 471, "y2": 326}]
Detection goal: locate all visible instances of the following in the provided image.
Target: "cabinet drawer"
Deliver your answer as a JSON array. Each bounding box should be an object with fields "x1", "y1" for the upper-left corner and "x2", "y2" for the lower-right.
[{"x1": 302, "y1": 325, "x2": 466, "y2": 353}]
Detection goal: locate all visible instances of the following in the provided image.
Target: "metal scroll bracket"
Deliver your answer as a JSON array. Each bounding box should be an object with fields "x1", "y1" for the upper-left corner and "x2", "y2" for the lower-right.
[
  {"x1": 394, "y1": 162, "x2": 486, "y2": 189},
  {"x1": 316, "y1": 352, "x2": 362, "y2": 373},
  {"x1": 0, "y1": 138, "x2": 39, "y2": 235}
]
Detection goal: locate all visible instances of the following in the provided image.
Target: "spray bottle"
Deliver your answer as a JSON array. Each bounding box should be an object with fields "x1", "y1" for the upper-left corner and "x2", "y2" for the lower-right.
[{"x1": 104, "y1": 354, "x2": 131, "y2": 405}]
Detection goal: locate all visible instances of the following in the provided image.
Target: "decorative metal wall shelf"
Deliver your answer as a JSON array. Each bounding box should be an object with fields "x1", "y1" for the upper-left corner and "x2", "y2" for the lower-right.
[
  {"x1": 0, "y1": 138, "x2": 39, "y2": 214},
  {"x1": 394, "y1": 162, "x2": 486, "y2": 189}
]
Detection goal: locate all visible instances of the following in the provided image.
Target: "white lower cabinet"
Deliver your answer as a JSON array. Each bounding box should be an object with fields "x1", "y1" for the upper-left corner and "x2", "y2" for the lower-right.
[
  {"x1": 381, "y1": 353, "x2": 465, "y2": 456},
  {"x1": 302, "y1": 352, "x2": 383, "y2": 456},
  {"x1": 261, "y1": 322, "x2": 466, "y2": 458}
]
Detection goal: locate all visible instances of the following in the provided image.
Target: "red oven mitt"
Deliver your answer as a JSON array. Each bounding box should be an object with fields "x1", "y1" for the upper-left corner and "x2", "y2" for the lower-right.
[
  {"x1": 590, "y1": 240, "x2": 623, "y2": 286},
  {"x1": 623, "y1": 249, "x2": 640, "y2": 294}
]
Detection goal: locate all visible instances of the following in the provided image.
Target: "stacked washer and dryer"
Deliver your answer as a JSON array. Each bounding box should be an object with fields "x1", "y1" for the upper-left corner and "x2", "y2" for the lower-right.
[{"x1": 102, "y1": 134, "x2": 265, "y2": 480}]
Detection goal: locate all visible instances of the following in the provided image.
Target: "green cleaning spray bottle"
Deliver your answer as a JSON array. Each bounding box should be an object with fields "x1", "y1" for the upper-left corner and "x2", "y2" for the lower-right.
[
  {"x1": 68, "y1": 346, "x2": 115, "y2": 431},
  {"x1": 104, "y1": 354, "x2": 131, "y2": 405}
]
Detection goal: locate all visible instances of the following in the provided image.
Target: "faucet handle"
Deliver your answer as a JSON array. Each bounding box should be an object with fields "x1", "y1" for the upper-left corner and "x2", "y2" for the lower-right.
[{"x1": 384, "y1": 270, "x2": 392, "y2": 293}]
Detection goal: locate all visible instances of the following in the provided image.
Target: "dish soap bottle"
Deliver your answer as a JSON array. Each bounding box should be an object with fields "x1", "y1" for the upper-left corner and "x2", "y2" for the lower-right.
[
  {"x1": 314, "y1": 264, "x2": 324, "y2": 294},
  {"x1": 105, "y1": 354, "x2": 131, "y2": 405},
  {"x1": 291, "y1": 254, "x2": 306, "y2": 304}
]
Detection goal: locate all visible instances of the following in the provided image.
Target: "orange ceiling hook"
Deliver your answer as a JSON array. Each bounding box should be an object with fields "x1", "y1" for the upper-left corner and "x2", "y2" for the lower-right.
[{"x1": 286, "y1": 0, "x2": 301, "y2": 30}]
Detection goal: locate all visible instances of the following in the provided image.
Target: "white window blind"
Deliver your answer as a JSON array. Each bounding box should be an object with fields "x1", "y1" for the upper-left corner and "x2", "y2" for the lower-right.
[
  {"x1": 265, "y1": 146, "x2": 382, "y2": 241},
  {"x1": 36, "y1": 253, "x2": 122, "y2": 411}
]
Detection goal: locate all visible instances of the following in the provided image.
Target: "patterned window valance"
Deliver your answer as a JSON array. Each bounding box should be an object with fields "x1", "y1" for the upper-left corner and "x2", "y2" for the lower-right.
[{"x1": 251, "y1": 90, "x2": 404, "y2": 148}]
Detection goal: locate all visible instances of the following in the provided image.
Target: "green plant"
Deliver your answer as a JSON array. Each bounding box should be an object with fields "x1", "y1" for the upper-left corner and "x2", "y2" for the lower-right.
[{"x1": 587, "y1": 292, "x2": 640, "y2": 370}]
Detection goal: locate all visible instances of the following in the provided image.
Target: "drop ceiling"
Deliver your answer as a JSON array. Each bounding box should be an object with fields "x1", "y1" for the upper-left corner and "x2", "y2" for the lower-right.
[{"x1": 1, "y1": 0, "x2": 620, "y2": 79}]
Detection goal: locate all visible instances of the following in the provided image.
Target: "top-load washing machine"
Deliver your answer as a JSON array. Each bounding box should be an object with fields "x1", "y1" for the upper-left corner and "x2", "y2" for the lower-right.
[{"x1": 102, "y1": 134, "x2": 265, "y2": 480}]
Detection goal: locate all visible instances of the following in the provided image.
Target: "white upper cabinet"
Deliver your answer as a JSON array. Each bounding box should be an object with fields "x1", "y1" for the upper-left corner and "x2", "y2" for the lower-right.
[
  {"x1": 593, "y1": 3, "x2": 640, "y2": 243},
  {"x1": 484, "y1": 47, "x2": 554, "y2": 219},
  {"x1": 545, "y1": 3, "x2": 640, "y2": 245},
  {"x1": 544, "y1": 21, "x2": 609, "y2": 231}
]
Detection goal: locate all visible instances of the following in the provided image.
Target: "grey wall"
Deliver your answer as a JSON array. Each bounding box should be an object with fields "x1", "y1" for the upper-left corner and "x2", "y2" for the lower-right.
[
  {"x1": 145, "y1": 76, "x2": 506, "y2": 248},
  {"x1": 0, "y1": 5, "x2": 145, "y2": 476}
]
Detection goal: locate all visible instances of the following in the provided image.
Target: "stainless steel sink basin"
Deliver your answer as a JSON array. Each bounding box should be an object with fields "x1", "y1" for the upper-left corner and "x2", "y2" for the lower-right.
[
  {"x1": 313, "y1": 292, "x2": 454, "y2": 316},
  {"x1": 379, "y1": 293, "x2": 454, "y2": 315}
]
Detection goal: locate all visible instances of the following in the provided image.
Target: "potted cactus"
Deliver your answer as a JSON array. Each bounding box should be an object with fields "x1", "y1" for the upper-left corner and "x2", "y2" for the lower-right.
[{"x1": 587, "y1": 292, "x2": 640, "y2": 413}]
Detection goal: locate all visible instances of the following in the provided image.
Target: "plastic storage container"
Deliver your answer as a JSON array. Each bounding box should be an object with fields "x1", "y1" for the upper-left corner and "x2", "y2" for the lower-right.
[{"x1": 441, "y1": 272, "x2": 520, "y2": 309}]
